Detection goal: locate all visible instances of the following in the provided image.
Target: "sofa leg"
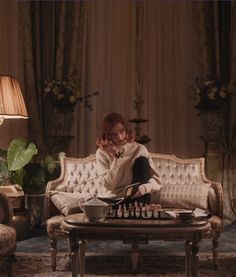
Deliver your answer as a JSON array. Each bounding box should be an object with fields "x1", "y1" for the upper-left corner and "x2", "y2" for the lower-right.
[
  {"x1": 50, "y1": 238, "x2": 57, "y2": 271},
  {"x1": 212, "y1": 237, "x2": 219, "y2": 269}
]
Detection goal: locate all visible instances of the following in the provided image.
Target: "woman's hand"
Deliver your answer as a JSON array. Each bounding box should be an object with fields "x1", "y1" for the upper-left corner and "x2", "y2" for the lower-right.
[
  {"x1": 106, "y1": 143, "x2": 120, "y2": 159},
  {"x1": 97, "y1": 138, "x2": 120, "y2": 159},
  {"x1": 131, "y1": 184, "x2": 147, "y2": 198}
]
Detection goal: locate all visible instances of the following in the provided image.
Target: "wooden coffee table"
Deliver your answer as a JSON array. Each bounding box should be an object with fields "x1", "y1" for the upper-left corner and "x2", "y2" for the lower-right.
[{"x1": 61, "y1": 213, "x2": 210, "y2": 277}]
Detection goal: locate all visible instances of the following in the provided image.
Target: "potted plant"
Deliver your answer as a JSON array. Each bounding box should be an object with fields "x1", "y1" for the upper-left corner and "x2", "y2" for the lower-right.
[
  {"x1": 0, "y1": 138, "x2": 37, "y2": 187},
  {"x1": 0, "y1": 138, "x2": 60, "y2": 236}
]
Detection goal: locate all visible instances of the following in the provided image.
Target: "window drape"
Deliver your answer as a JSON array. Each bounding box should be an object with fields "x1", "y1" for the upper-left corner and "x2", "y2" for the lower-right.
[
  {"x1": 76, "y1": 1, "x2": 203, "y2": 158},
  {"x1": 194, "y1": 1, "x2": 236, "y2": 223}
]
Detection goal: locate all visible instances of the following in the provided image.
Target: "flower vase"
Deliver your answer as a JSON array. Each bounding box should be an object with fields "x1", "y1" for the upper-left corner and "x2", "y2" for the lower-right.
[
  {"x1": 200, "y1": 109, "x2": 224, "y2": 141},
  {"x1": 51, "y1": 108, "x2": 74, "y2": 136}
]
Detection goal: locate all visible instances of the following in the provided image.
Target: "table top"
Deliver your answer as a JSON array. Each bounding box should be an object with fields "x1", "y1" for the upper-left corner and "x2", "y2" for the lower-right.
[
  {"x1": 61, "y1": 213, "x2": 211, "y2": 242},
  {"x1": 63, "y1": 213, "x2": 209, "y2": 229}
]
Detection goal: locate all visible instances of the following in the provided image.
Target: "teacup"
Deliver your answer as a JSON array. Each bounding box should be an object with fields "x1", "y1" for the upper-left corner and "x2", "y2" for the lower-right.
[{"x1": 79, "y1": 197, "x2": 110, "y2": 222}]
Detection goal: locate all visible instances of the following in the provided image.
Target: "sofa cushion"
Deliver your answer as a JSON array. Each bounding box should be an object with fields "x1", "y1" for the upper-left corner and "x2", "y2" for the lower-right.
[
  {"x1": 157, "y1": 183, "x2": 210, "y2": 210},
  {"x1": 50, "y1": 192, "x2": 91, "y2": 216}
]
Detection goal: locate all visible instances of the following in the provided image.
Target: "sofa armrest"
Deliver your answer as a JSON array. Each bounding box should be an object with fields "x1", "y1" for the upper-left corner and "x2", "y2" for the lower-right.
[{"x1": 209, "y1": 181, "x2": 223, "y2": 218}]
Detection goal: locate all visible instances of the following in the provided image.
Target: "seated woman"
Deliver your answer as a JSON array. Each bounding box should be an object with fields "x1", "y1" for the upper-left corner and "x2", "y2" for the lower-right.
[{"x1": 96, "y1": 112, "x2": 162, "y2": 205}]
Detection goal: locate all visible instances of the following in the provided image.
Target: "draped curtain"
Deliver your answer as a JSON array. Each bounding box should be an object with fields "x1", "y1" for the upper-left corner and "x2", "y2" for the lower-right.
[
  {"x1": 40, "y1": 1, "x2": 84, "y2": 155},
  {"x1": 19, "y1": 2, "x2": 46, "y2": 156},
  {"x1": 77, "y1": 1, "x2": 203, "y2": 157},
  {"x1": 194, "y1": 1, "x2": 236, "y2": 223},
  {"x1": 1, "y1": 1, "x2": 205, "y2": 158},
  {"x1": 18, "y1": 1, "x2": 84, "y2": 156}
]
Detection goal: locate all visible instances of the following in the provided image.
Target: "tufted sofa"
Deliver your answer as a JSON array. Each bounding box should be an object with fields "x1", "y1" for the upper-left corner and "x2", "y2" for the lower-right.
[
  {"x1": 0, "y1": 192, "x2": 17, "y2": 276},
  {"x1": 45, "y1": 153, "x2": 223, "y2": 271}
]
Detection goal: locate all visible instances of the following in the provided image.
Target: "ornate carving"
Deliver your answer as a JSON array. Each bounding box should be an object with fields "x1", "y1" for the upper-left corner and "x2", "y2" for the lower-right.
[
  {"x1": 201, "y1": 110, "x2": 224, "y2": 141},
  {"x1": 49, "y1": 108, "x2": 75, "y2": 155},
  {"x1": 50, "y1": 108, "x2": 74, "y2": 136}
]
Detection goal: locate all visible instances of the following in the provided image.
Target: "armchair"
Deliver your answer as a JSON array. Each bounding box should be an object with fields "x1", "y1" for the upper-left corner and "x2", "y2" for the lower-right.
[{"x1": 0, "y1": 192, "x2": 17, "y2": 277}]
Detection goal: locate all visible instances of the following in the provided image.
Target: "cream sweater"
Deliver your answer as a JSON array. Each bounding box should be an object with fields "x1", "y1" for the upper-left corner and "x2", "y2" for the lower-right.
[{"x1": 96, "y1": 142, "x2": 162, "y2": 199}]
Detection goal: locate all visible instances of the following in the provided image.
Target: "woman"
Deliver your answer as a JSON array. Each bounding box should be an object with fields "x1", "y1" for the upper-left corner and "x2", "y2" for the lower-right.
[{"x1": 96, "y1": 112, "x2": 162, "y2": 204}]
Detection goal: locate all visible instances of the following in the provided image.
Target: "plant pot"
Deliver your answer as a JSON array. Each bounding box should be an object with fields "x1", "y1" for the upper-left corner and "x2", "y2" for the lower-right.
[{"x1": 50, "y1": 108, "x2": 74, "y2": 136}]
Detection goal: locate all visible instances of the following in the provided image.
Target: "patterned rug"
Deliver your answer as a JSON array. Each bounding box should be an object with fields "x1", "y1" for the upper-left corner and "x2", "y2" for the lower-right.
[{"x1": 1, "y1": 252, "x2": 236, "y2": 277}]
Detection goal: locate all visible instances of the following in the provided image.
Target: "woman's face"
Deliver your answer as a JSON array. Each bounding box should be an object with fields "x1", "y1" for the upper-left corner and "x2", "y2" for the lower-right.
[{"x1": 109, "y1": 123, "x2": 127, "y2": 145}]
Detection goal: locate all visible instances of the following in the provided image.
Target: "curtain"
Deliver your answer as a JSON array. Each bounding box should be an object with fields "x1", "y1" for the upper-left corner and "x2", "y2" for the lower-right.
[
  {"x1": 76, "y1": 1, "x2": 203, "y2": 158},
  {"x1": 18, "y1": 1, "x2": 85, "y2": 157},
  {"x1": 19, "y1": 2, "x2": 48, "y2": 157},
  {"x1": 1, "y1": 1, "x2": 204, "y2": 159},
  {"x1": 194, "y1": 1, "x2": 236, "y2": 223},
  {"x1": 41, "y1": 1, "x2": 85, "y2": 156},
  {"x1": 225, "y1": 2, "x2": 236, "y2": 222}
]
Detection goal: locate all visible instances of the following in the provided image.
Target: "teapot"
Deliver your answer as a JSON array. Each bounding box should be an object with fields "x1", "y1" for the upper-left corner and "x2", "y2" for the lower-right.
[{"x1": 79, "y1": 196, "x2": 110, "y2": 222}]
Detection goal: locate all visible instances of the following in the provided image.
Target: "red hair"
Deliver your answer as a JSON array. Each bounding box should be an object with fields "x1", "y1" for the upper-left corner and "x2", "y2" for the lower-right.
[{"x1": 97, "y1": 113, "x2": 135, "y2": 147}]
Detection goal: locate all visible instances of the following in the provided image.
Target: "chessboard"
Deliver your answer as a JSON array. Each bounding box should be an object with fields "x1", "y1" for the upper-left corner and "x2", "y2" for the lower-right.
[{"x1": 106, "y1": 203, "x2": 174, "y2": 220}]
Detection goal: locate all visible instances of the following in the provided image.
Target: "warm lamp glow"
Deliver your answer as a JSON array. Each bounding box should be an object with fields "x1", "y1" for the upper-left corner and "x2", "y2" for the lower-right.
[{"x1": 0, "y1": 75, "x2": 28, "y2": 125}]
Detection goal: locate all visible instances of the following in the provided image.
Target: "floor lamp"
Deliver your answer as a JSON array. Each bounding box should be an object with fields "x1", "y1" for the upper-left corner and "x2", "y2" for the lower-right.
[{"x1": 0, "y1": 75, "x2": 28, "y2": 125}]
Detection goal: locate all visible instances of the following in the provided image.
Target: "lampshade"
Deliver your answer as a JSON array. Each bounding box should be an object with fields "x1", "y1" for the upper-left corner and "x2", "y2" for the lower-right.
[{"x1": 0, "y1": 75, "x2": 28, "y2": 125}]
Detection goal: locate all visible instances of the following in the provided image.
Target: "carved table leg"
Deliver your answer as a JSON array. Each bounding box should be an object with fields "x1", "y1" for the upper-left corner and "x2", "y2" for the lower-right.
[
  {"x1": 131, "y1": 241, "x2": 139, "y2": 273},
  {"x1": 191, "y1": 239, "x2": 199, "y2": 277},
  {"x1": 185, "y1": 240, "x2": 192, "y2": 277},
  {"x1": 78, "y1": 240, "x2": 86, "y2": 277},
  {"x1": 71, "y1": 238, "x2": 79, "y2": 277}
]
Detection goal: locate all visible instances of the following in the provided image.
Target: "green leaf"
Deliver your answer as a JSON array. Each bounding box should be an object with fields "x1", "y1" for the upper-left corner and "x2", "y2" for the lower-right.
[{"x1": 7, "y1": 139, "x2": 38, "y2": 171}]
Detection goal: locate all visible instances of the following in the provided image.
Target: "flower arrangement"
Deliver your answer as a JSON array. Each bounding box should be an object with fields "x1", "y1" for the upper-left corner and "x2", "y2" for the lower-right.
[
  {"x1": 43, "y1": 76, "x2": 99, "y2": 111},
  {"x1": 190, "y1": 76, "x2": 235, "y2": 113}
]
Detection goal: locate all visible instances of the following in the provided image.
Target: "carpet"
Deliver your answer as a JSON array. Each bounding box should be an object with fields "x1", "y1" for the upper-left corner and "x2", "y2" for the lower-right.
[{"x1": 1, "y1": 252, "x2": 236, "y2": 277}]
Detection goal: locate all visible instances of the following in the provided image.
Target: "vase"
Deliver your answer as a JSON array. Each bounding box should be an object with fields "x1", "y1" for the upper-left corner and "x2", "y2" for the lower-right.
[
  {"x1": 200, "y1": 109, "x2": 224, "y2": 141},
  {"x1": 50, "y1": 108, "x2": 74, "y2": 136}
]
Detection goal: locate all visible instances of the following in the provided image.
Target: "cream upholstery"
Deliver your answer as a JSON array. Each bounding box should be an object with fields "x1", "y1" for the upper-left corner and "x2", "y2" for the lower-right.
[
  {"x1": 45, "y1": 153, "x2": 223, "y2": 270},
  {"x1": 0, "y1": 192, "x2": 16, "y2": 277}
]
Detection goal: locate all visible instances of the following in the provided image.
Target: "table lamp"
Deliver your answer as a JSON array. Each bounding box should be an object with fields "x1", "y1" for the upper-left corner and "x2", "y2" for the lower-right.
[{"x1": 0, "y1": 75, "x2": 28, "y2": 125}]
